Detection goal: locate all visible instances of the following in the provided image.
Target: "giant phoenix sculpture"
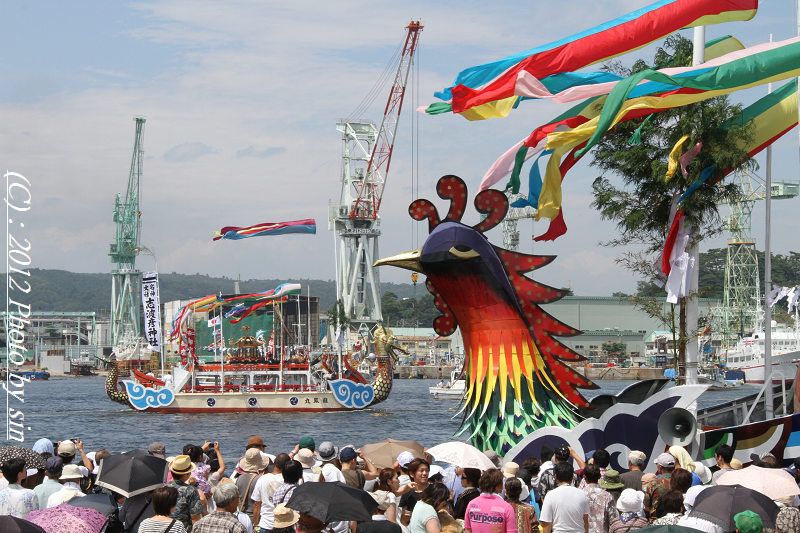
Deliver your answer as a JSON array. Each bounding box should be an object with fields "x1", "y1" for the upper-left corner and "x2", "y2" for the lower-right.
[{"x1": 376, "y1": 175, "x2": 597, "y2": 453}]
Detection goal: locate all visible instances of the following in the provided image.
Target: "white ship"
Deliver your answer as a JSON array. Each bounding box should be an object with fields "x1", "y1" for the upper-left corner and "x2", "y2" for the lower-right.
[{"x1": 721, "y1": 321, "x2": 800, "y2": 383}]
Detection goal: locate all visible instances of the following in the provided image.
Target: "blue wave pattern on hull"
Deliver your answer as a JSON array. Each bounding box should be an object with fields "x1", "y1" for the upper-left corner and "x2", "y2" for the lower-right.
[
  {"x1": 328, "y1": 379, "x2": 374, "y2": 409},
  {"x1": 123, "y1": 380, "x2": 175, "y2": 410}
]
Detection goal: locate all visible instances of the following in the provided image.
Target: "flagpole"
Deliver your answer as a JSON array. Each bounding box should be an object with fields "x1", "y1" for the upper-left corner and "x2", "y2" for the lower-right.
[
  {"x1": 684, "y1": 25, "x2": 705, "y2": 389},
  {"x1": 763, "y1": 31, "x2": 780, "y2": 415},
  {"x1": 219, "y1": 305, "x2": 225, "y2": 393},
  {"x1": 279, "y1": 298, "x2": 284, "y2": 388}
]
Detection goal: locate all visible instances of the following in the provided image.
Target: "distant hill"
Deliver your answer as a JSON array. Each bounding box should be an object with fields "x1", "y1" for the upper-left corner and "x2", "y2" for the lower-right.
[{"x1": 1, "y1": 269, "x2": 425, "y2": 314}]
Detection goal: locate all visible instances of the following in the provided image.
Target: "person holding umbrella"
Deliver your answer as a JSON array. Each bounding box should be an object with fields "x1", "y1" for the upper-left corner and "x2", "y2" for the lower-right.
[
  {"x1": 734, "y1": 511, "x2": 763, "y2": 533},
  {"x1": 453, "y1": 468, "x2": 480, "y2": 520}
]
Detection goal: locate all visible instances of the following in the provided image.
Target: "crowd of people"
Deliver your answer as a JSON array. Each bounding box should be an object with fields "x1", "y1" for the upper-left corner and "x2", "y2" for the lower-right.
[{"x1": 0, "y1": 435, "x2": 799, "y2": 533}]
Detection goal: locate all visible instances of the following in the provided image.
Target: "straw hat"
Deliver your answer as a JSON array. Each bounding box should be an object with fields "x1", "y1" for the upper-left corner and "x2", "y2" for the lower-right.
[
  {"x1": 296, "y1": 448, "x2": 316, "y2": 469},
  {"x1": 237, "y1": 448, "x2": 267, "y2": 473},
  {"x1": 502, "y1": 462, "x2": 520, "y2": 478},
  {"x1": 170, "y1": 455, "x2": 194, "y2": 476},
  {"x1": 274, "y1": 504, "x2": 300, "y2": 528}
]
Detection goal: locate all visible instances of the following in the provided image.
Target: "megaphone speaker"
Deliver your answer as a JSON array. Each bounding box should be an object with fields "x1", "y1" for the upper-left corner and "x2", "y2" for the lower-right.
[{"x1": 657, "y1": 407, "x2": 697, "y2": 447}]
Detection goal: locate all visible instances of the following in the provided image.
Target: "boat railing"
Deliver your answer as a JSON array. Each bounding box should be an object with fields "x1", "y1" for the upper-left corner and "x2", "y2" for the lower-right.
[
  {"x1": 183, "y1": 383, "x2": 320, "y2": 394},
  {"x1": 743, "y1": 370, "x2": 788, "y2": 424}
]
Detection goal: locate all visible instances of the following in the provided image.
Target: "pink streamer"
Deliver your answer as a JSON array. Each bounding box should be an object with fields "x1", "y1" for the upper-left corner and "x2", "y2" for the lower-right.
[{"x1": 679, "y1": 142, "x2": 703, "y2": 177}]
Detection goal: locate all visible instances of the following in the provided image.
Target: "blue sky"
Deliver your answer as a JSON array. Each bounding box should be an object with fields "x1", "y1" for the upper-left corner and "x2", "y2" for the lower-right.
[{"x1": 2, "y1": 0, "x2": 798, "y2": 295}]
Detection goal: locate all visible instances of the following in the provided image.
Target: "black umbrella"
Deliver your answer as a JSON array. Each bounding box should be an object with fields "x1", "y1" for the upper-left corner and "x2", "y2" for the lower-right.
[
  {"x1": 0, "y1": 516, "x2": 46, "y2": 533},
  {"x1": 95, "y1": 453, "x2": 167, "y2": 498},
  {"x1": 0, "y1": 446, "x2": 46, "y2": 470},
  {"x1": 122, "y1": 449, "x2": 147, "y2": 457},
  {"x1": 689, "y1": 484, "x2": 779, "y2": 530},
  {"x1": 71, "y1": 492, "x2": 118, "y2": 515},
  {"x1": 286, "y1": 481, "x2": 377, "y2": 522},
  {"x1": 637, "y1": 526, "x2": 705, "y2": 533}
]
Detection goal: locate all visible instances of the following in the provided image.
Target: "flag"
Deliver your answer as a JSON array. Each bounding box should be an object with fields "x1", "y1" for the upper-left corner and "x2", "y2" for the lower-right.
[
  {"x1": 429, "y1": 0, "x2": 757, "y2": 120},
  {"x1": 213, "y1": 218, "x2": 316, "y2": 241},
  {"x1": 207, "y1": 316, "x2": 220, "y2": 328}
]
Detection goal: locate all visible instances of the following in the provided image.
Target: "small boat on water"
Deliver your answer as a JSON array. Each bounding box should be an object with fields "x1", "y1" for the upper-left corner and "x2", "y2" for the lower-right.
[
  {"x1": 429, "y1": 369, "x2": 465, "y2": 399},
  {"x1": 0, "y1": 368, "x2": 50, "y2": 380}
]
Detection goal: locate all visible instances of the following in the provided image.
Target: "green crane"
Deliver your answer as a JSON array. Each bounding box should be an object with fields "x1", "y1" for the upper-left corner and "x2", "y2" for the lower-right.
[{"x1": 109, "y1": 117, "x2": 145, "y2": 350}]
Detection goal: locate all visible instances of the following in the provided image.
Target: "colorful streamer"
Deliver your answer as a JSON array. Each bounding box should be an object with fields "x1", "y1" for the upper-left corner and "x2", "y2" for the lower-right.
[
  {"x1": 481, "y1": 35, "x2": 761, "y2": 191},
  {"x1": 168, "y1": 283, "x2": 304, "y2": 347},
  {"x1": 213, "y1": 219, "x2": 316, "y2": 241},
  {"x1": 505, "y1": 37, "x2": 800, "y2": 224},
  {"x1": 429, "y1": 0, "x2": 757, "y2": 120}
]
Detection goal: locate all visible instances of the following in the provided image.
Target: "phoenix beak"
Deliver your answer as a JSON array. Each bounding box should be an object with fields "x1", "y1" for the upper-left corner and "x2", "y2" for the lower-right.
[{"x1": 374, "y1": 249, "x2": 423, "y2": 273}]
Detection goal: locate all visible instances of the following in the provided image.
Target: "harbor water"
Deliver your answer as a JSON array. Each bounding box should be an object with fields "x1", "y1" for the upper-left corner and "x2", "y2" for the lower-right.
[{"x1": 21, "y1": 377, "x2": 762, "y2": 455}]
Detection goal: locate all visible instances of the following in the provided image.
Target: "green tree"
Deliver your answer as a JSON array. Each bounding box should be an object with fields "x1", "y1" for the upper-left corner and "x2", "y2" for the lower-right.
[
  {"x1": 602, "y1": 341, "x2": 626, "y2": 361},
  {"x1": 591, "y1": 35, "x2": 754, "y2": 373}
]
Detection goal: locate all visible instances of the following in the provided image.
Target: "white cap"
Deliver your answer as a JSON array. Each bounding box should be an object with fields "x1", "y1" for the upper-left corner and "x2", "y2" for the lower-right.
[{"x1": 397, "y1": 451, "x2": 415, "y2": 468}]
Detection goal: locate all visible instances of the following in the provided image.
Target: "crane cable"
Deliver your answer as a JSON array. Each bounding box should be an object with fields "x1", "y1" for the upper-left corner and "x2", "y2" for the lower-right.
[{"x1": 346, "y1": 41, "x2": 404, "y2": 121}]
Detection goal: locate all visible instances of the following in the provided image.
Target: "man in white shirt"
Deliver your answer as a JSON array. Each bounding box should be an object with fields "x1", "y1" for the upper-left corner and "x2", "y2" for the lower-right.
[
  {"x1": 539, "y1": 463, "x2": 589, "y2": 533},
  {"x1": 251, "y1": 455, "x2": 285, "y2": 531}
]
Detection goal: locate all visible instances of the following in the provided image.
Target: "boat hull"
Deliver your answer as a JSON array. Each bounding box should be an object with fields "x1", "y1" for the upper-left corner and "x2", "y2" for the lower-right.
[
  {"x1": 739, "y1": 361, "x2": 799, "y2": 384},
  {"x1": 143, "y1": 390, "x2": 352, "y2": 413}
]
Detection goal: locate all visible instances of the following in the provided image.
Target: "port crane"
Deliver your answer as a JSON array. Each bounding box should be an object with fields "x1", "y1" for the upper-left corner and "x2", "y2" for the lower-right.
[
  {"x1": 109, "y1": 117, "x2": 147, "y2": 355},
  {"x1": 330, "y1": 21, "x2": 423, "y2": 329}
]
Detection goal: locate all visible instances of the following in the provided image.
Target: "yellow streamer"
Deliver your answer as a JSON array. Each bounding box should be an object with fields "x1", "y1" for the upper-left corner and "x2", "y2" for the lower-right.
[{"x1": 666, "y1": 134, "x2": 690, "y2": 180}]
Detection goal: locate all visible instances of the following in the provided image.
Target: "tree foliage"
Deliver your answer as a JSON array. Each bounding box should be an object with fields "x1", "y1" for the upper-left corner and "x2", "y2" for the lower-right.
[
  {"x1": 592, "y1": 35, "x2": 754, "y2": 256},
  {"x1": 381, "y1": 291, "x2": 438, "y2": 328}
]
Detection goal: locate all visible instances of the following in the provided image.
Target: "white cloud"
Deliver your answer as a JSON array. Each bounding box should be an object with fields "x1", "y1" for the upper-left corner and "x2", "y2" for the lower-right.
[
  {"x1": 236, "y1": 145, "x2": 285, "y2": 159},
  {"x1": 162, "y1": 142, "x2": 218, "y2": 162},
  {"x1": 1, "y1": 0, "x2": 797, "y2": 297}
]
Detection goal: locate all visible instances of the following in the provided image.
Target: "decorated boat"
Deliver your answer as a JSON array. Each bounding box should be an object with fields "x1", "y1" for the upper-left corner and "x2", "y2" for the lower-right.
[{"x1": 106, "y1": 324, "x2": 400, "y2": 412}]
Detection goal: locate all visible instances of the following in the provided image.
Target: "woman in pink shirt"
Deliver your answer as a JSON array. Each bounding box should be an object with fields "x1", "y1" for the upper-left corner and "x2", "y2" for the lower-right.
[{"x1": 464, "y1": 469, "x2": 517, "y2": 533}]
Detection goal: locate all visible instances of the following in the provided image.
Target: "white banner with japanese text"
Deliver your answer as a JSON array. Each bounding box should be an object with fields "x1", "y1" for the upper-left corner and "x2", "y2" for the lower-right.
[{"x1": 141, "y1": 272, "x2": 163, "y2": 352}]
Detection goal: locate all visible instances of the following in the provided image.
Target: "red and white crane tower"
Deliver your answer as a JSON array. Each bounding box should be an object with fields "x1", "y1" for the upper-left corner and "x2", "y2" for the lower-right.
[{"x1": 330, "y1": 20, "x2": 422, "y2": 329}]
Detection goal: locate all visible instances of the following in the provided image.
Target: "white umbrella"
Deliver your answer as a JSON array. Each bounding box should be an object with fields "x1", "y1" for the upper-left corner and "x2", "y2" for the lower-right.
[
  {"x1": 426, "y1": 441, "x2": 496, "y2": 470},
  {"x1": 717, "y1": 465, "x2": 800, "y2": 500}
]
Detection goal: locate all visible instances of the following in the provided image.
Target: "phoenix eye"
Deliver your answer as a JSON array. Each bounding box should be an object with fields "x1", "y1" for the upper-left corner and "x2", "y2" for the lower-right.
[{"x1": 449, "y1": 245, "x2": 480, "y2": 259}]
